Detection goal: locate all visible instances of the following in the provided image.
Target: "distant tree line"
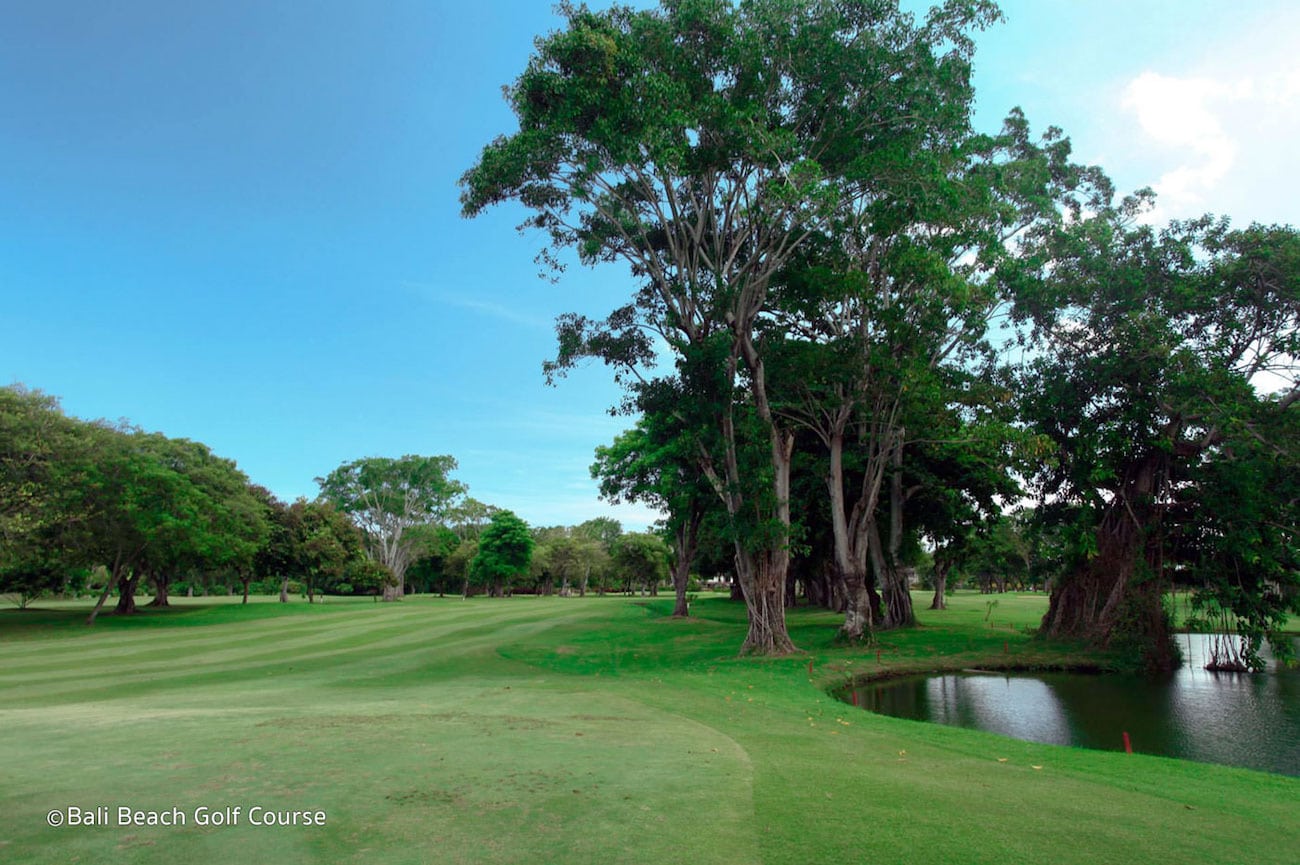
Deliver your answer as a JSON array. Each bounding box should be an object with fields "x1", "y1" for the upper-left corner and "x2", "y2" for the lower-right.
[
  {"x1": 0, "y1": 389, "x2": 674, "y2": 619},
  {"x1": 0, "y1": 387, "x2": 385, "y2": 619}
]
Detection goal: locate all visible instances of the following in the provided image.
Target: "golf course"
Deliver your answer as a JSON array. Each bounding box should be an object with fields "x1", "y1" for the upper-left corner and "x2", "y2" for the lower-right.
[{"x1": 2, "y1": 592, "x2": 1296, "y2": 864}]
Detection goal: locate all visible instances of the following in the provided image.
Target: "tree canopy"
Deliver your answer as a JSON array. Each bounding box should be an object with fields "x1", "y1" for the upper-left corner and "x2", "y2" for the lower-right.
[
  {"x1": 1013, "y1": 213, "x2": 1300, "y2": 668},
  {"x1": 316, "y1": 455, "x2": 467, "y2": 601},
  {"x1": 463, "y1": 0, "x2": 1036, "y2": 654},
  {"x1": 472, "y1": 510, "x2": 535, "y2": 597}
]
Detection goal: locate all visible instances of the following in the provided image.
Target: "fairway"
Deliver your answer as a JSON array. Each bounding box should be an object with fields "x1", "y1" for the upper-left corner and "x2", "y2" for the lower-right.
[{"x1": 1, "y1": 593, "x2": 1297, "y2": 865}]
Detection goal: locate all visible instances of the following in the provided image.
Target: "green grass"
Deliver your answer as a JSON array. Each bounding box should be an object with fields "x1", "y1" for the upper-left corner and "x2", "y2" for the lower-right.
[{"x1": 1, "y1": 591, "x2": 1296, "y2": 864}]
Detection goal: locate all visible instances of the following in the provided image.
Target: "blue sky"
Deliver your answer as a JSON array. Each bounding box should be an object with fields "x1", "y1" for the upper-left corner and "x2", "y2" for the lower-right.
[{"x1": 3, "y1": 1, "x2": 1296, "y2": 530}]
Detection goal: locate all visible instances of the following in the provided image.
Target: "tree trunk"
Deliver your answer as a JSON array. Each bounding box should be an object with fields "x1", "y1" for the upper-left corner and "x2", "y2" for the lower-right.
[
  {"x1": 929, "y1": 561, "x2": 950, "y2": 610},
  {"x1": 671, "y1": 570, "x2": 690, "y2": 617},
  {"x1": 279, "y1": 577, "x2": 290, "y2": 603},
  {"x1": 711, "y1": 342, "x2": 797, "y2": 654},
  {"x1": 735, "y1": 547, "x2": 797, "y2": 655},
  {"x1": 839, "y1": 571, "x2": 875, "y2": 642},
  {"x1": 874, "y1": 433, "x2": 916, "y2": 629},
  {"x1": 825, "y1": 427, "x2": 889, "y2": 640},
  {"x1": 147, "y1": 573, "x2": 170, "y2": 607},
  {"x1": 86, "y1": 557, "x2": 126, "y2": 625},
  {"x1": 1040, "y1": 455, "x2": 1178, "y2": 671},
  {"x1": 241, "y1": 576, "x2": 251, "y2": 604},
  {"x1": 115, "y1": 573, "x2": 139, "y2": 615}
]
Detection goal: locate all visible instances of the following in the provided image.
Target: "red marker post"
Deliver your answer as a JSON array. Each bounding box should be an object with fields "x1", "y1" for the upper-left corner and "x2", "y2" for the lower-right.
[{"x1": 1122, "y1": 731, "x2": 1132, "y2": 754}]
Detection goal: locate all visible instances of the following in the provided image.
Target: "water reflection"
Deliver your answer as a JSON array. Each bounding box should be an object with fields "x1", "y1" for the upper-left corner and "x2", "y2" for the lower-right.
[{"x1": 845, "y1": 634, "x2": 1300, "y2": 777}]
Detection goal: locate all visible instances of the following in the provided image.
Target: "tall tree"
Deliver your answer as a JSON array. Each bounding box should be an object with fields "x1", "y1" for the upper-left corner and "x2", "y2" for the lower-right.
[
  {"x1": 0, "y1": 386, "x2": 90, "y2": 601},
  {"x1": 316, "y1": 455, "x2": 466, "y2": 601},
  {"x1": 462, "y1": 0, "x2": 1007, "y2": 654},
  {"x1": 568, "y1": 522, "x2": 616, "y2": 596},
  {"x1": 284, "y1": 499, "x2": 372, "y2": 604},
  {"x1": 1013, "y1": 214, "x2": 1300, "y2": 669},
  {"x1": 250, "y1": 486, "x2": 294, "y2": 603},
  {"x1": 761, "y1": 101, "x2": 1104, "y2": 639},
  {"x1": 135, "y1": 435, "x2": 268, "y2": 608},
  {"x1": 80, "y1": 425, "x2": 218, "y2": 623},
  {"x1": 471, "y1": 510, "x2": 534, "y2": 597}
]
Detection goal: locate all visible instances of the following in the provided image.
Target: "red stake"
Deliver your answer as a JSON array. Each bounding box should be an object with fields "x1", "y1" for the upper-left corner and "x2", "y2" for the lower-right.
[
  {"x1": 876, "y1": 649, "x2": 882, "y2": 664},
  {"x1": 1003, "y1": 641, "x2": 1008, "y2": 654},
  {"x1": 851, "y1": 689, "x2": 859, "y2": 707},
  {"x1": 808, "y1": 660, "x2": 814, "y2": 676},
  {"x1": 1123, "y1": 731, "x2": 1132, "y2": 754}
]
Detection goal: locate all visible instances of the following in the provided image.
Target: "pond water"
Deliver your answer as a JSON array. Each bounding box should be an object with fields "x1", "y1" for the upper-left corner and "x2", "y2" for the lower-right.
[{"x1": 840, "y1": 634, "x2": 1300, "y2": 777}]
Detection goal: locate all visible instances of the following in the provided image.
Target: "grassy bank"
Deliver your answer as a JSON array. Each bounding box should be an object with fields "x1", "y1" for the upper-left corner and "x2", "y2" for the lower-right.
[{"x1": 1, "y1": 592, "x2": 1295, "y2": 864}]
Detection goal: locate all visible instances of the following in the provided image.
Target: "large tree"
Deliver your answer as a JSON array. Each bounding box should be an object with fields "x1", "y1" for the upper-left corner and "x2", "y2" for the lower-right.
[
  {"x1": 316, "y1": 455, "x2": 466, "y2": 601},
  {"x1": 0, "y1": 386, "x2": 90, "y2": 602},
  {"x1": 760, "y1": 101, "x2": 1104, "y2": 639},
  {"x1": 80, "y1": 425, "x2": 221, "y2": 622},
  {"x1": 135, "y1": 435, "x2": 268, "y2": 608},
  {"x1": 471, "y1": 510, "x2": 535, "y2": 597},
  {"x1": 284, "y1": 499, "x2": 372, "y2": 604},
  {"x1": 1014, "y1": 213, "x2": 1300, "y2": 669},
  {"x1": 463, "y1": 0, "x2": 1007, "y2": 654}
]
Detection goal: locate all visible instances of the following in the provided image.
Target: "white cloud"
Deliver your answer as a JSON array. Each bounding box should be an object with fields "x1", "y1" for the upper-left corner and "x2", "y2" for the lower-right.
[
  {"x1": 1118, "y1": 37, "x2": 1300, "y2": 225},
  {"x1": 1122, "y1": 72, "x2": 1237, "y2": 215}
]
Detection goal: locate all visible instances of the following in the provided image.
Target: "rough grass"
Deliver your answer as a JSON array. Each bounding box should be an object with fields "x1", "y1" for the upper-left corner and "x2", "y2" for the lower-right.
[{"x1": 1, "y1": 591, "x2": 1296, "y2": 865}]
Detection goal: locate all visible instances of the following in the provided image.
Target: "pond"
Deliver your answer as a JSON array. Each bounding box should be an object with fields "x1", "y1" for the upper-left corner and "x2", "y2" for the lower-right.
[{"x1": 840, "y1": 634, "x2": 1300, "y2": 777}]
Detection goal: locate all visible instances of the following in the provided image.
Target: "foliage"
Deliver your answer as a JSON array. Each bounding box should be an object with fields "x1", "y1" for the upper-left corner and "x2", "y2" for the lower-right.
[
  {"x1": 282, "y1": 499, "x2": 374, "y2": 602},
  {"x1": 471, "y1": 510, "x2": 534, "y2": 596},
  {"x1": 611, "y1": 531, "x2": 671, "y2": 593},
  {"x1": 459, "y1": 0, "x2": 1117, "y2": 652},
  {"x1": 1014, "y1": 213, "x2": 1300, "y2": 666},
  {"x1": 316, "y1": 454, "x2": 467, "y2": 599}
]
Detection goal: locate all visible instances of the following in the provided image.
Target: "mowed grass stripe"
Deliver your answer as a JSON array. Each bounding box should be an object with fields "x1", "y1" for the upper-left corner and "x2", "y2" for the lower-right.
[
  {"x1": 0, "y1": 596, "x2": 517, "y2": 663},
  {"x1": 0, "y1": 599, "x2": 605, "y2": 707},
  {"x1": 0, "y1": 598, "x2": 551, "y2": 682},
  {"x1": 0, "y1": 598, "x2": 587, "y2": 707}
]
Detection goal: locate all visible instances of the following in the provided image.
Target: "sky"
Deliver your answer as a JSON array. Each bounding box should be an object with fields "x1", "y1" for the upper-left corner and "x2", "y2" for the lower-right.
[{"x1": 2, "y1": 0, "x2": 1297, "y2": 531}]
